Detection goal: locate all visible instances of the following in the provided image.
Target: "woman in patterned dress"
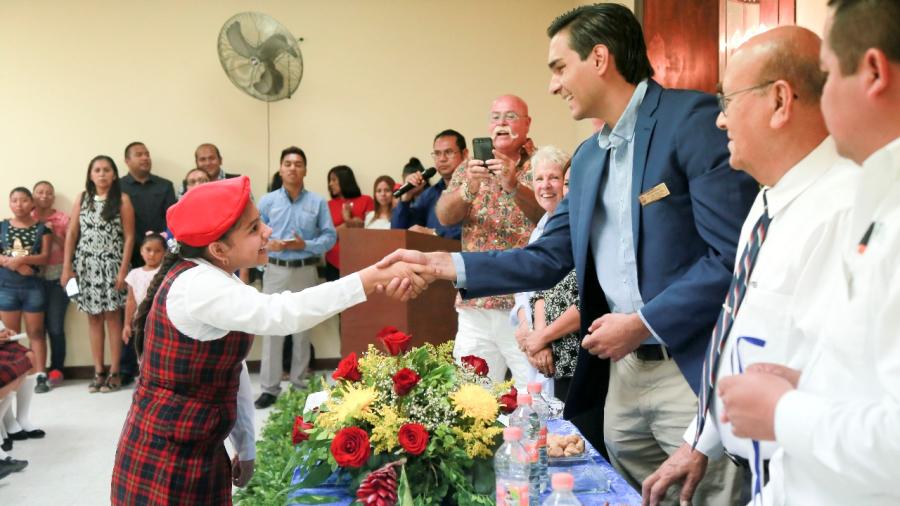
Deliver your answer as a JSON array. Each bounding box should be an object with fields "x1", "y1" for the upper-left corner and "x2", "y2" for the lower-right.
[
  {"x1": 111, "y1": 176, "x2": 430, "y2": 505},
  {"x1": 61, "y1": 155, "x2": 135, "y2": 393},
  {"x1": 510, "y1": 149, "x2": 581, "y2": 401}
]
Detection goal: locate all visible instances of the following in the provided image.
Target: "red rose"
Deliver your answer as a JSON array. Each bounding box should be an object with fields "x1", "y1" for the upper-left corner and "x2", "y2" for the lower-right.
[
  {"x1": 375, "y1": 326, "x2": 399, "y2": 339},
  {"x1": 380, "y1": 330, "x2": 412, "y2": 356},
  {"x1": 332, "y1": 352, "x2": 362, "y2": 382},
  {"x1": 392, "y1": 368, "x2": 420, "y2": 396},
  {"x1": 499, "y1": 386, "x2": 518, "y2": 414},
  {"x1": 330, "y1": 427, "x2": 371, "y2": 468},
  {"x1": 398, "y1": 423, "x2": 429, "y2": 456},
  {"x1": 291, "y1": 416, "x2": 314, "y2": 445},
  {"x1": 461, "y1": 355, "x2": 489, "y2": 376}
]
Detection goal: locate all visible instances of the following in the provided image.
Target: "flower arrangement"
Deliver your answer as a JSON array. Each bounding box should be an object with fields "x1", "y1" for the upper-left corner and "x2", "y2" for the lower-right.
[{"x1": 289, "y1": 327, "x2": 517, "y2": 505}]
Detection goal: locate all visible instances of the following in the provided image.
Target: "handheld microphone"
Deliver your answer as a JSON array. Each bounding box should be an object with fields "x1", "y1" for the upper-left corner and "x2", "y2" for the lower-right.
[{"x1": 393, "y1": 167, "x2": 437, "y2": 198}]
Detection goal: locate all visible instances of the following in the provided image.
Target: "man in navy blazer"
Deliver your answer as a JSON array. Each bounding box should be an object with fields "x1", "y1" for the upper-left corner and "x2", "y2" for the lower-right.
[{"x1": 380, "y1": 4, "x2": 754, "y2": 503}]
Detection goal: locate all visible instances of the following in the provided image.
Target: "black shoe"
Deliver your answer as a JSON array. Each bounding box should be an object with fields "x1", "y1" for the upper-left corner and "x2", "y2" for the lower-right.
[
  {"x1": 7, "y1": 431, "x2": 27, "y2": 441},
  {"x1": 254, "y1": 393, "x2": 277, "y2": 409},
  {"x1": 0, "y1": 456, "x2": 28, "y2": 473},
  {"x1": 1, "y1": 438, "x2": 11, "y2": 451},
  {"x1": 25, "y1": 429, "x2": 45, "y2": 439}
]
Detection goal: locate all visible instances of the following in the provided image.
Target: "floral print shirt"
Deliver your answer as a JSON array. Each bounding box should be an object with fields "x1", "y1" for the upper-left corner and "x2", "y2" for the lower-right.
[{"x1": 447, "y1": 146, "x2": 536, "y2": 310}]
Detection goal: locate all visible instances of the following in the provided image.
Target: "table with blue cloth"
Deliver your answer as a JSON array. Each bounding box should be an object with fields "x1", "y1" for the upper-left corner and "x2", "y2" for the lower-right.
[{"x1": 290, "y1": 418, "x2": 641, "y2": 505}]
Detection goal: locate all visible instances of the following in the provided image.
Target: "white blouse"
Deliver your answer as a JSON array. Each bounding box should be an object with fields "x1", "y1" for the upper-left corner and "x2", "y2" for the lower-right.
[{"x1": 165, "y1": 257, "x2": 367, "y2": 460}]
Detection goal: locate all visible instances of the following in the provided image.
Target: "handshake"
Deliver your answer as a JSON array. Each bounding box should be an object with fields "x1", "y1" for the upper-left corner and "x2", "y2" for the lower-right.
[{"x1": 356, "y1": 249, "x2": 458, "y2": 301}]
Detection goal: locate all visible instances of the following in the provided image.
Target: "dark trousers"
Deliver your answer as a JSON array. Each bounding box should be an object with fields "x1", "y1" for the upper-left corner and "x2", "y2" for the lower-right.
[
  {"x1": 42, "y1": 278, "x2": 69, "y2": 371},
  {"x1": 119, "y1": 306, "x2": 138, "y2": 377},
  {"x1": 324, "y1": 263, "x2": 340, "y2": 282}
]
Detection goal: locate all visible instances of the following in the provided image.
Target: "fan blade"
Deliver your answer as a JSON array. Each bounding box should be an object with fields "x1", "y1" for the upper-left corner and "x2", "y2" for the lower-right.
[
  {"x1": 253, "y1": 64, "x2": 285, "y2": 96},
  {"x1": 258, "y1": 33, "x2": 298, "y2": 61},
  {"x1": 225, "y1": 21, "x2": 258, "y2": 59}
]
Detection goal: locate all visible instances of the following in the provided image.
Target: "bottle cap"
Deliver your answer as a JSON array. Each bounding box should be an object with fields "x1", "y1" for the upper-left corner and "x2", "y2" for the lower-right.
[
  {"x1": 551, "y1": 472, "x2": 575, "y2": 491},
  {"x1": 527, "y1": 382, "x2": 542, "y2": 394},
  {"x1": 503, "y1": 427, "x2": 523, "y2": 441},
  {"x1": 516, "y1": 393, "x2": 532, "y2": 405}
]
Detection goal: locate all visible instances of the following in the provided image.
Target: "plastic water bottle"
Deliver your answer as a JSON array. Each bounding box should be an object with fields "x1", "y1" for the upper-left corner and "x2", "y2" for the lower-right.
[
  {"x1": 495, "y1": 427, "x2": 533, "y2": 506},
  {"x1": 541, "y1": 473, "x2": 582, "y2": 505},
  {"x1": 509, "y1": 394, "x2": 542, "y2": 500},
  {"x1": 527, "y1": 382, "x2": 550, "y2": 492}
]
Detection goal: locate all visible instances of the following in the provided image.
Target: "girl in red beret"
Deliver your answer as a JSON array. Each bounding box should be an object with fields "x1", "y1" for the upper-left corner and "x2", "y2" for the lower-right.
[{"x1": 110, "y1": 176, "x2": 429, "y2": 505}]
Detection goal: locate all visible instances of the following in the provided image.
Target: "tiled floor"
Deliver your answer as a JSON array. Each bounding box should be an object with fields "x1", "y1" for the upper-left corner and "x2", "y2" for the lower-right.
[{"x1": 0, "y1": 374, "x2": 275, "y2": 505}]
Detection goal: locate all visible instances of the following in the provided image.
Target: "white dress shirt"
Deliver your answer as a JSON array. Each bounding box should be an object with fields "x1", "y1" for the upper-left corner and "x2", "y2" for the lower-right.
[
  {"x1": 166, "y1": 257, "x2": 367, "y2": 460},
  {"x1": 685, "y1": 137, "x2": 858, "y2": 461},
  {"x1": 768, "y1": 137, "x2": 900, "y2": 505}
]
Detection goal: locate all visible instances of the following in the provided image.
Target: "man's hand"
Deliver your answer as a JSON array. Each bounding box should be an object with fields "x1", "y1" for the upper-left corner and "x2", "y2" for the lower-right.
[
  {"x1": 408, "y1": 225, "x2": 436, "y2": 236},
  {"x1": 401, "y1": 172, "x2": 426, "y2": 202},
  {"x1": 464, "y1": 159, "x2": 492, "y2": 194},
  {"x1": 642, "y1": 443, "x2": 708, "y2": 506},
  {"x1": 487, "y1": 150, "x2": 519, "y2": 193},
  {"x1": 231, "y1": 456, "x2": 254, "y2": 488},
  {"x1": 377, "y1": 249, "x2": 457, "y2": 282},
  {"x1": 361, "y1": 261, "x2": 436, "y2": 301},
  {"x1": 719, "y1": 372, "x2": 794, "y2": 441},
  {"x1": 529, "y1": 347, "x2": 555, "y2": 377},
  {"x1": 745, "y1": 362, "x2": 801, "y2": 388},
  {"x1": 582, "y1": 313, "x2": 649, "y2": 361},
  {"x1": 266, "y1": 239, "x2": 286, "y2": 252}
]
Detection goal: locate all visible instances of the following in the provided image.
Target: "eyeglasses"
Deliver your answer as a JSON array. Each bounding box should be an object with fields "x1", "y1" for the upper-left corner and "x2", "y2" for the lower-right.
[
  {"x1": 490, "y1": 111, "x2": 522, "y2": 123},
  {"x1": 431, "y1": 149, "x2": 460, "y2": 159},
  {"x1": 717, "y1": 81, "x2": 776, "y2": 117}
]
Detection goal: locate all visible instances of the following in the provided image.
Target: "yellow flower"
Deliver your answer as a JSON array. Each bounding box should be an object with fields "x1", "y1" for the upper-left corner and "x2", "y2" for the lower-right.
[
  {"x1": 451, "y1": 384, "x2": 499, "y2": 422},
  {"x1": 362, "y1": 404, "x2": 406, "y2": 454},
  {"x1": 452, "y1": 419, "x2": 503, "y2": 458},
  {"x1": 321, "y1": 383, "x2": 378, "y2": 427}
]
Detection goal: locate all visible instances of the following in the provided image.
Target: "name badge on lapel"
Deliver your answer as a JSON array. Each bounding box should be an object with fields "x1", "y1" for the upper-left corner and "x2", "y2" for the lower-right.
[{"x1": 639, "y1": 182, "x2": 670, "y2": 206}]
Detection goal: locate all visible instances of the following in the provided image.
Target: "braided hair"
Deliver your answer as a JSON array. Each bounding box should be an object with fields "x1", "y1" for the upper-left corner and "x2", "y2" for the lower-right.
[{"x1": 131, "y1": 243, "x2": 205, "y2": 359}]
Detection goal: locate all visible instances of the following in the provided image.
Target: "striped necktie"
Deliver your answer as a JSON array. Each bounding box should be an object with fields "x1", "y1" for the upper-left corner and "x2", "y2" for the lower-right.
[{"x1": 693, "y1": 191, "x2": 773, "y2": 447}]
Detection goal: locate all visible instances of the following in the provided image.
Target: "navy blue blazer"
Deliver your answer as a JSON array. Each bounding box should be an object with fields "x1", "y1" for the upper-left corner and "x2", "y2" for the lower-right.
[{"x1": 459, "y1": 80, "x2": 758, "y2": 419}]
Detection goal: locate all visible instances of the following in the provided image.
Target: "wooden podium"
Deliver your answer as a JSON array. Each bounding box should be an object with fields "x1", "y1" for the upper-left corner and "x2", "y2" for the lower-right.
[{"x1": 339, "y1": 229, "x2": 461, "y2": 356}]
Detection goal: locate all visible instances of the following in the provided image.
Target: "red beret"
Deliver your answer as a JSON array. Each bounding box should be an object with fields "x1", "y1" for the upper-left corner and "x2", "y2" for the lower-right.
[{"x1": 166, "y1": 175, "x2": 251, "y2": 247}]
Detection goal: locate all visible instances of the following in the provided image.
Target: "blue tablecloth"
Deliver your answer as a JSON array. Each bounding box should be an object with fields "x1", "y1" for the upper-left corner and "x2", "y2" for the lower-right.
[{"x1": 290, "y1": 419, "x2": 641, "y2": 505}]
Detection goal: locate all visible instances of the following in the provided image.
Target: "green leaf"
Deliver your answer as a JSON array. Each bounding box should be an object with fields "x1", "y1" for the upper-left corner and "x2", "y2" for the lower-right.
[
  {"x1": 397, "y1": 465, "x2": 416, "y2": 506},
  {"x1": 287, "y1": 493, "x2": 341, "y2": 505}
]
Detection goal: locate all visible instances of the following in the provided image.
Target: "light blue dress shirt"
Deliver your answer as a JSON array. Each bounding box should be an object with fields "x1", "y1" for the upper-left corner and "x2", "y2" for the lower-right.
[
  {"x1": 591, "y1": 80, "x2": 662, "y2": 345},
  {"x1": 257, "y1": 187, "x2": 336, "y2": 261}
]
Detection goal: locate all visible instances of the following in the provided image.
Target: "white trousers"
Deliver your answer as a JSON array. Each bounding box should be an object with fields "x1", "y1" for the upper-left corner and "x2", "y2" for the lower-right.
[
  {"x1": 259, "y1": 264, "x2": 319, "y2": 395},
  {"x1": 453, "y1": 307, "x2": 538, "y2": 390}
]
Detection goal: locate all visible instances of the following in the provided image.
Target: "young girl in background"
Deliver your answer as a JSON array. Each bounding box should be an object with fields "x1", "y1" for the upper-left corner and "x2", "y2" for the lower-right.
[
  {"x1": 0, "y1": 187, "x2": 50, "y2": 444},
  {"x1": 31, "y1": 181, "x2": 70, "y2": 387},
  {"x1": 364, "y1": 175, "x2": 396, "y2": 229},
  {"x1": 62, "y1": 155, "x2": 135, "y2": 393},
  {"x1": 122, "y1": 233, "x2": 165, "y2": 346}
]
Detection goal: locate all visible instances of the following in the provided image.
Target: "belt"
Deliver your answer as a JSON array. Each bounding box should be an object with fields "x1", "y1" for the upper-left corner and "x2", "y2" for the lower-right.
[
  {"x1": 633, "y1": 344, "x2": 670, "y2": 361},
  {"x1": 727, "y1": 452, "x2": 770, "y2": 477},
  {"x1": 268, "y1": 257, "x2": 319, "y2": 268}
]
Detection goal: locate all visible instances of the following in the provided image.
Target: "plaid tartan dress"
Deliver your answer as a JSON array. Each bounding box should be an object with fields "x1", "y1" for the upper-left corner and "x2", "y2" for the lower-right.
[
  {"x1": 111, "y1": 261, "x2": 253, "y2": 505},
  {"x1": 0, "y1": 340, "x2": 31, "y2": 388}
]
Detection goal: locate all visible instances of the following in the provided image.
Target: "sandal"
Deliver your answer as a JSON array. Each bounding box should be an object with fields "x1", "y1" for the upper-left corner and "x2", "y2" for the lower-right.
[
  {"x1": 88, "y1": 372, "x2": 107, "y2": 393},
  {"x1": 101, "y1": 373, "x2": 122, "y2": 393}
]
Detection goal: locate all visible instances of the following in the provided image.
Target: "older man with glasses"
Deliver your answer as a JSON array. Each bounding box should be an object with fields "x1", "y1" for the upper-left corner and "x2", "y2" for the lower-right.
[
  {"x1": 642, "y1": 25, "x2": 858, "y2": 506},
  {"x1": 390, "y1": 129, "x2": 465, "y2": 240},
  {"x1": 434, "y1": 95, "x2": 544, "y2": 390}
]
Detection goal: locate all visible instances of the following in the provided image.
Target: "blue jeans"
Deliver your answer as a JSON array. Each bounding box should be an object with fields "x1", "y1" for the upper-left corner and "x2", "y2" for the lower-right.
[
  {"x1": 42, "y1": 278, "x2": 69, "y2": 371},
  {"x1": 0, "y1": 277, "x2": 45, "y2": 312}
]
